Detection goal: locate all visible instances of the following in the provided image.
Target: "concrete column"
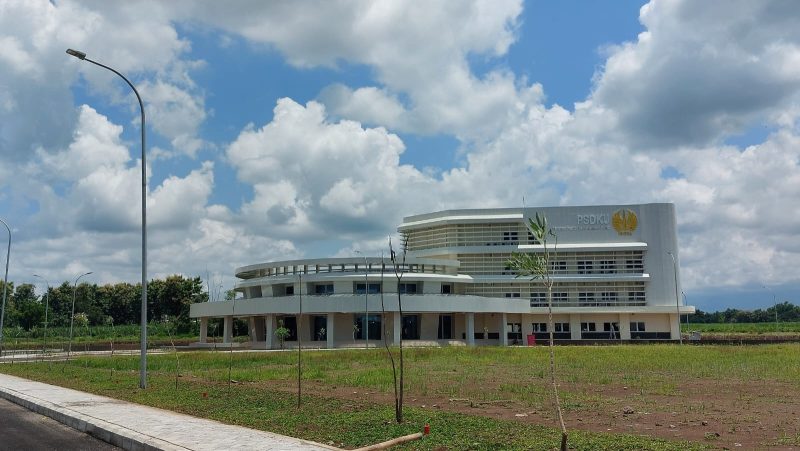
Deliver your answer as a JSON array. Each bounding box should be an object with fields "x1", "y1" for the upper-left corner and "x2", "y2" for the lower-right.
[
  {"x1": 619, "y1": 313, "x2": 631, "y2": 340},
  {"x1": 466, "y1": 313, "x2": 475, "y2": 346},
  {"x1": 327, "y1": 313, "x2": 336, "y2": 349},
  {"x1": 570, "y1": 314, "x2": 581, "y2": 340},
  {"x1": 264, "y1": 315, "x2": 274, "y2": 349},
  {"x1": 393, "y1": 312, "x2": 401, "y2": 345},
  {"x1": 199, "y1": 317, "x2": 208, "y2": 343},
  {"x1": 499, "y1": 313, "x2": 508, "y2": 346},
  {"x1": 223, "y1": 315, "x2": 233, "y2": 343},
  {"x1": 669, "y1": 313, "x2": 680, "y2": 341}
]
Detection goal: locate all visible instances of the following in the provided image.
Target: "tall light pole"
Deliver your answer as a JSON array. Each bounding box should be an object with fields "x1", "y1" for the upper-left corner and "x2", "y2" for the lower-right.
[
  {"x1": 66, "y1": 49, "x2": 148, "y2": 389},
  {"x1": 33, "y1": 274, "x2": 50, "y2": 357},
  {"x1": 0, "y1": 218, "x2": 11, "y2": 356},
  {"x1": 762, "y1": 284, "x2": 779, "y2": 332},
  {"x1": 666, "y1": 251, "x2": 682, "y2": 344},
  {"x1": 68, "y1": 271, "x2": 92, "y2": 357},
  {"x1": 355, "y1": 251, "x2": 368, "y2": 349}
]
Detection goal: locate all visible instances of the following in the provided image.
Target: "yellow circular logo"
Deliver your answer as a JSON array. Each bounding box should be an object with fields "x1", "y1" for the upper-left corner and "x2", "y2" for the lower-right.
[{"x1": 612, "y1": 209, "x2": 638, "y2": 235}]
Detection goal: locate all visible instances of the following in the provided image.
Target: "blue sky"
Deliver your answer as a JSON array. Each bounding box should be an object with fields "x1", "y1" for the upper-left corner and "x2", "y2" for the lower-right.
[{"x1": 1, "y1": 1, "x2": 800, "y2": 311}]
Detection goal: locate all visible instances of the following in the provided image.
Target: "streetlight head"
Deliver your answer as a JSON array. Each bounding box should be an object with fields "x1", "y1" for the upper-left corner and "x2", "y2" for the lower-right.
[{"x1": 66, "y1": 48, "x2": 86, "y2": 60}]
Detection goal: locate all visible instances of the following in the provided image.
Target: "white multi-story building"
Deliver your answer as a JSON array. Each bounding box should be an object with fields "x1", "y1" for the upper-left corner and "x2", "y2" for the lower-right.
[{"x1": 190, "y1": 203, "x2": 694, "y2": 347}]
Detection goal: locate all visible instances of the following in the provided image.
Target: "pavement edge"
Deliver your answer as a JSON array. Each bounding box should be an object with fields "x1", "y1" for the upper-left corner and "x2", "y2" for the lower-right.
[{"x1": 0, "y1": 386, "x2": 182, "y2": 451}]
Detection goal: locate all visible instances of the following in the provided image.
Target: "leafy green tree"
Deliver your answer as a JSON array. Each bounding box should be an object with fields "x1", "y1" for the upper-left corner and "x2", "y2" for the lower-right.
[
  {"x1": 508, "y1": 213, "x2": 568, "y2": 451},
  {"x1": 148, "y1": 276, "x2": 207, "y2": 332},
  {"x1": 275, "y1": 320, "x2": 290, "y2": 349},
  {"x1": 9, "y1": 283, "x2": 43, "y2": 330}
]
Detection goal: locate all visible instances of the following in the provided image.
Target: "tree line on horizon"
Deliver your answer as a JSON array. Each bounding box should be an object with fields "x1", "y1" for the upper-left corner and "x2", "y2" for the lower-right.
[
  {"x1": 688, "y1": 302, "x2": 800, "y2": 324},
  {"x1": 1, "y1": 276, "x2": 798, "y2": 333},
  {"x1": 0, "y1": 275, "x2": 208, "y2": 334}
]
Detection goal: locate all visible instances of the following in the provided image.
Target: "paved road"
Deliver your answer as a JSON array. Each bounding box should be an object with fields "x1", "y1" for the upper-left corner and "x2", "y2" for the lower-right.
[{"x1": 0, "y1": 397, "x2": 120, "y2": 451}]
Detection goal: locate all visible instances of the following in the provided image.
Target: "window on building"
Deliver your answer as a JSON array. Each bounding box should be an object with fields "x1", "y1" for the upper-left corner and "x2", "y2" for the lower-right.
[
  {"x1": 600, "y1": 292, "x2": 619, "y2": 306},
  {"x1": 355, "y1": 283, "x2": 381, "y2": 294},
  {"x1": 629, "y1": 291, "x2": 646, "y2": 304},
  {"x1": 554, "y1": 322, "x2": 570, "y2": 332},
  {"x1": 437, "y1": 315, "x2": 453, "y2": 339},
  {"x1": 314, "y1": 283, "x2": 334, "y2": 295},
  {"x1": 285, "y1": 285, "x2": 294, "y2": 296},
  {"x1": 599, "y1": 260, "x2": 616, "y2": 274},
  {"x1": 311, "y1": 315, "x2": 327, "y2": 341},
  {"x1": 625, "y1": 259, "x2": 643, "y2": 272},
  {"x1": 505, "y1": 292, "x2": 521, "y2": 298},
  {"x1": 552, "y1": 292, "x2": 569, "y2": 305},
  {"x1": 506, "y1": 322, "x2": 522, "y2": 340},
  {"x1": 402, "y1": 315, "x2": 420, "y2": 340},
  {"x1": 398, "y1": 283, "x2": 418, "y2": 294},
  {"x1": 577, "y1": 260, "x2": 593, "y2": 274},
  {"x1": 441, "y1": 284, "x2": 453, "y2": 294},
  {"x1": 353, "y1": 314, "x2": 382, "y2": 340},
  {"x1": 604, "y1": 322, "x2": 620, "y2": 338},
  {"x1": 630, "y1": 322, "x2": 646, "y2": 332},
  {"x1": 530, "y1": 292, "x2": 546, "y2": 307},
  {"x1": 503, "y1": 231, "x2": 519, "y2": 245},
  {"x1": 581, "y1": 322, "x2": 596, "y2": 332},
  {"x1": 532, "y1": 322, "x2": 547, "y2": 332},
  {"x1": 578, "y1": 292, "x2": 596, "y2": 306},
  {"x1": 550, "y1": 261, "x2": 567, "y2": 272}
]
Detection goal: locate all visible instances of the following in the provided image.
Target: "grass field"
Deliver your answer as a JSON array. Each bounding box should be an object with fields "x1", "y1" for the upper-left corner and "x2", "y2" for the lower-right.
[
  {"x1": 682, "y1": 321, "x2": 800, "y2": 334},
  {"x1": 0, "y1": 323, "x2": 198, "y2": 349},
  {"x1": 3, "y1": 344, "x2": 799, "y2": 449}
]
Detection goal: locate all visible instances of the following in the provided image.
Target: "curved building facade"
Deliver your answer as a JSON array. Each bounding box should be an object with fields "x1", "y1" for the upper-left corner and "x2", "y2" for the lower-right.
[{"x1": 190, "y1": 203, "x2": 694, "y2": 347}]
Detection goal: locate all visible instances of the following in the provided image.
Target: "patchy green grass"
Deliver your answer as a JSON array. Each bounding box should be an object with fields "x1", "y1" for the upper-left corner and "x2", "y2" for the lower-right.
[
  {"x1": 1, "y1": 350, "x2": 710, "y2": 451},
  {"x1": 5, "y1": 344, "x2": 799, "y2": 449},
  {"x1": 682, "y1": 321, "x2": 800, "y2": 334}
]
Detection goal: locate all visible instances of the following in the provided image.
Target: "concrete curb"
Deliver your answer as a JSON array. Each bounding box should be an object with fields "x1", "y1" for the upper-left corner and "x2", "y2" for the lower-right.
[
  {"x1": 0, "y1": 373, "x2": 340, "y2": 451},
  {"x1": 0, "y1": 386, "x2": 185, "y2": 451}
]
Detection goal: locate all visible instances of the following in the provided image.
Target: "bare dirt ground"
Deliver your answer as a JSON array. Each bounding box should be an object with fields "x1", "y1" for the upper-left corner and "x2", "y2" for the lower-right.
[{"x1": 266, "y1": 376, "x2": 799, "y2": 450}]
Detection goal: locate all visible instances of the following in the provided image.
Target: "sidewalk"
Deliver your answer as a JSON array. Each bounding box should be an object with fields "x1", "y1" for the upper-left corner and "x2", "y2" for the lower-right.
[{"x1": 0, "y1": 373, "x2": 339, "y2": 451}]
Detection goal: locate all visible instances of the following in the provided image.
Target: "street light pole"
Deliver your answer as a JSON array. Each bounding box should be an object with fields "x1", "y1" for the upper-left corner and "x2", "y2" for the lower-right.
[
  {"x1": 0, "y1": 218, "x2": 11, "y2": 357},
  {"x1": 66, "y1": 49, "x2": 148, "y2": 389},
  {"x1": 355, "y1": 251, "x2": 368, "y2": 349},
  {"x1": 33, "y1": 274, "x2": 50, "y2": 358},
  {"x1": 667, "y1": 251, "x2": 682, "y2": 344},
  {"x1": 68, "y1": 272, "x2": 92, "y2": 357},
  {"x1": 762, "y1": 285, "x2": 779, "y2": 332}
]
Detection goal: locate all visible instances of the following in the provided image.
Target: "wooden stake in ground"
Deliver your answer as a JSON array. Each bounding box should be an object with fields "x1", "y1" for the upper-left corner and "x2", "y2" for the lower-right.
[{"x1": 508, "y1": 212, "x2": 568, "y2": 451}]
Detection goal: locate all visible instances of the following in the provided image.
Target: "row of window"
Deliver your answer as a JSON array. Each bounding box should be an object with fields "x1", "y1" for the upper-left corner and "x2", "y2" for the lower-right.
[
  {"x1": 505, "y1": 321, "x2": 646, "y2": 337},
  {"x1": 526, "y1": 291, "x2": 645, "y2": 307},
  {"x1": 274, "y1": 315, "x2": 648, "y2": 342},
  {"x1": 289, "y1": 282, "x2": 431, "y2": 296},
  {"x1": 403, "y1": 223, "x2": 537, "y2": 251}
]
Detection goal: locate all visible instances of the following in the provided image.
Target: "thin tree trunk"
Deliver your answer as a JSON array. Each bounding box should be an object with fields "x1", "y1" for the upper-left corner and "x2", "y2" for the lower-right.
[
  {"x1": 544, "y1": 239, "x2": 568, "y2": 451},
  {"x1": 396, "y1": 287, "x2": 404, "y2": 423},
  {"x1": 379, "y1": 258, "x2": 399, "y2": 419},
  {"x1": 546, "y1": 284, "x2": 567, "y2": 450}
]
